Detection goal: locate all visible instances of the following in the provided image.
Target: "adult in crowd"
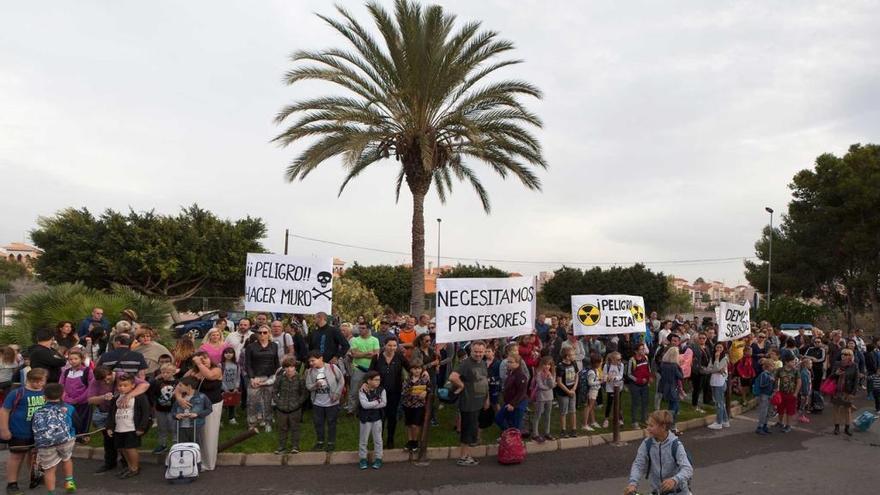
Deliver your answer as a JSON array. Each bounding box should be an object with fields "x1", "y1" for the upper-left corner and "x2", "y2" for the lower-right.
[
  {"x1": 626, "y1": 343, "x2": 651, "y2": 429},
  {"x1": 171, "y1": 335, "x2": 196, "y2": 380},
  {"x1": 414, "y1": 314, "x2": 431, "y2": 336},
  {"x1": 77, "y1": 307, "x2": 110, "y2": 338},
  {"x1": 175, "y1": 351, "x2": 223, "y2": 470},
  {"x1": 449, "y1": 340, "x2": 490, "y2": 467},
  {"x1": 253, "y1": 312, "x2": 270, "y2": 329},
  {"x1": 370, "y1": 337, "x2": 407, "y2": 449},
  {"x1": 199, "y1": 328, "x2": 231, "y2": 366},
  {"x1": 28, "y1": 327, "x2": 67, "y2": 383},
  {"x1": 653, "y1": 333, "x2": 680, "y2": 410},
  {"x1": 287, "y1": 320, "x2": 309, "y2": 365},
  {"x1": 270, "y1": 320, "x2": 294, "y2": 362},
  {"x1": 308, "y1": 312, "x2": 349, "y2": 364},
  {"x1": 119, "y1": 308, "x2": 138, "y2": 330},
  {"x1": 245, "y1": 325, "x2": 280, "y2": 430},
  {"x1": 224, "y1": 317, "x2": 253, "y2": 360},
  {"x1": 830, "y1": 348, "x2": 859, "y2": 436},
  {"x1": 374, "y1": 320, "x2": 396, "y2": 349},
  {"x1": 411, "y1": 332, "x2": 440, "y2": 425},
  {"x1": 87, "y1": 367, "x2": 150, "y2": 474},
  {"x1": 108, "y1": 320, "x2": 132, "y2": 344},
  {"x1": 689, "y1": 333, "x2": 710, "y2": 413},
  {"x1": 750, "y1": 331, "x2": 771, "y2": 376},
  {"x1": 347, "y1": 322, "x2": 380, "y2": 413},
  {"x1": 132, "y1": 325, "x2": 171, "y2": 375},
  {"x1": 827, "y1": 330, "x2": 845, "y2": 366},
  {"x1": 54, "y1": 321, "x2": 79, "y2": 351},
  {"x1": 97, "y1": 334, "x2": 148, "y2": 378},
  {"x1": 704, "y1": 342, "x2": 730, "y2": 430},
  {"x1": 535, "y1": 313, "x2": 549, "y2": 341}
]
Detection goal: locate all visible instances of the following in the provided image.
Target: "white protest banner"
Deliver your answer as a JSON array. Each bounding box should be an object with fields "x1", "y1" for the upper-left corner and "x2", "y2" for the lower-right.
[
  {"x1": 244, "y1": 253, "x2": 333, "y2": 314},
  {"x1": 718, "y1": 301, "x2": 751, "y2": 342},
  {"x1": 435, "y1": 277, "x2": 536, "y2": 344},
  {"x1": 571, "y1": 294, "x2": 647, "y2": 336}
]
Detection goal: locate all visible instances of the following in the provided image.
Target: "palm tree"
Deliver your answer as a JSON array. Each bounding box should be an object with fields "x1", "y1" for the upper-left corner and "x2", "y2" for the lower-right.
[{"x1": 274, "y1": 0, "x2": 546, "y2": 315}]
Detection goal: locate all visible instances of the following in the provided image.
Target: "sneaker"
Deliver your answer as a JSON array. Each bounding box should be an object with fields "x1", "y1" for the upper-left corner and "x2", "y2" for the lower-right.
[
  {"x1": 274, "y1": 447, "x2": 287, "y2": 455},
  {"x1": 619, "y1": 420, "x2": 625, "y2": 426},
  {"x1": 694, "y1": 407, "x2": 705, "y2": 413},
  {"x1": 289, "y1": 448, "x2": 300, "y2": 454},
  {"x1": 774, "y1": 422, "x2": 784, "y2": 429},
  {"x1": 371, "y1": 459, "x2": 383, "y2": 469},
  {"x1": 722, "y1": 421, "x2": 731, "y2": 428},
  {"x1": 313, "y1": 442, "x2": 324, "y2": 451},
  {"x1": 5, "y1": 483, "x2": 23, "y2": 495},
  {"x1": 590, "y1": 422, "x2": 601, "y2": 429},
  {"x1": 567, "y1": 431, "x2": 577, "y2": 438},
  {"x1": 631, "y1": 422, "x2": 640, "y2": 430},
  {"x1": 456, "y1": 456, "x2": 479, "y2": 467},
  {"x1": 326, "y1": 442, "x2": 335, "y2": 452},
  {"x1": 585, "y1": 425, "x2": 595, "y2": 432},
  {"x1": 93, "y1": 465, "x2": 115, "y2": 475},
  {"x1": 601, "y1": 419, "x2": 609, "y2": 428},
  {"x1": 755, "y1": 427, "x2": 767, "y2": 435},
  {"x1": 359, "y1": 459, "x2": 369, "y2": 470},
  {"x1": 64, "y1": 479, "x2": 77, "y2": 493},
  {"x1": 782, "y1": 425, "x2": 792, "y2": 433},
  {"x1": 559, "y1": 430, "x2": 567, "y2": 438},
  {"x1": 544, "y1": 433, "x2": 555, "y2": 441},
  {"x1": 533, "y1": 435, "x2": 545, "y2": 443},
  {"x1": 761, "y1": 426, "x2": 772, "y2": 435},
  {"x1": 430, "y1": 419, "x2": 440, "y2": 427},
  {"x1": 229, "y1": 417, "x2": 238, "y2": 425},
  {"x1": 707, "y1": 422, "x2": 723, "y2": 430},
  {"x1": 264, "y1": 424, "x2": 272, "y2": 433},
  {"x1": 119, "y1": 469, "x2": 140, "y2": 479},
  {"x1": 115, "y1": 468, "x2": 131, "y2": 479},
  {"x1": 151, "y1": 445, "x2": 167, "y2": 454}
]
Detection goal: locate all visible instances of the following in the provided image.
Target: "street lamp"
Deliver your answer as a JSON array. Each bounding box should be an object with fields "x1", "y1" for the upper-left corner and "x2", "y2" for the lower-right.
[
  {"x1": 436, "y1": 218, "x2": 441, "y2": 271},
  {"x1": 765, "y1": 207, "x2": 774, "y2": 308}
]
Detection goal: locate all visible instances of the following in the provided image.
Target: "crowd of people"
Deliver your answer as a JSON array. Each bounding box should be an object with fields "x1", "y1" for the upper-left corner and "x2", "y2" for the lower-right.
[{"x1": 0, "y1": 306, "x2": 877, "y2": 495}]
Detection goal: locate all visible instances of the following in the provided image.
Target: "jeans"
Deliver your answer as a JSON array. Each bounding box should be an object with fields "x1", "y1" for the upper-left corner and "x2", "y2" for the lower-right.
[
  {"x1": 712, "y1": 385, "x2": 728, "y2": 424},
  {"x1": 71, "y1": 402, "x2": 91, "y2": 435},
  {"x1": 276, "y1": 409, "x2": 302, "y2": 450},
  {"x1": 757, "y1": 394, "x2": 771, "y2": 427},
  {"x1": 495, "y1": 399, "x2": 528, "y2": 430},
  {"x1": 247, "y1": 379, "x2": 273, "y2": 427},
  {"x1": 532, "y1": 400, "x2": 552, "y2": 436},
  {"x1": 358, "y1": 420, "x2": 383, "y2": 459},
  {"x1": 313, "y1": 404, "x2": 340, "y2": 444},
  {"x1": 348, "y1": 367, "x2": 366, "y2": 412},
  {"x1": 666, "y1": 398, "x2": 680, "y2": 428},
  {"x1": 156, "y1": 410, "x2": 173, "y2": 446},
  {"x1": 628, "y1": 383, "x2": 649, "y2": 424}
]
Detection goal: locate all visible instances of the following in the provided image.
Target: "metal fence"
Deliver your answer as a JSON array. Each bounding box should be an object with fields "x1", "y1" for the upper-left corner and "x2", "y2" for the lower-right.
[{"x1": 0, "y1": 293, "x2": 20, "y2": 327}]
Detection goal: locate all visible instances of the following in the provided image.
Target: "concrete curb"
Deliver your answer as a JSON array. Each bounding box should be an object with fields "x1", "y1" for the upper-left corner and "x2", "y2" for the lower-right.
[{"x1": 73, "y1": 400, "x2": 759, "y2": 467}]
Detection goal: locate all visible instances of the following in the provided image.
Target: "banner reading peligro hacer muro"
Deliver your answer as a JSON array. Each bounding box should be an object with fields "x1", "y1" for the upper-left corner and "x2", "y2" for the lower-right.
[
  {"x1": 435, "y1": 277, "x2": 536, "y2": 344},
  {"x1": 244, "y1": 253, "x2": 333, "y2": 314}
]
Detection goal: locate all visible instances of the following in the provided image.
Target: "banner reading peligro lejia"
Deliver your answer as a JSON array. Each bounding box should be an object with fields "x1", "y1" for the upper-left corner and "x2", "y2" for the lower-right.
[
  {"x1": 244, "y1": 253, "x2": 333, "y2": 314},
  {"x1": 571, "y1": 294, "x2": 647, "y2": 336},
  {"x1": 718, "y1": 301, "x2": 751, "y2": 342},
  {"x1": 435, "y1": 277, "x2": 536, "y2": 344}
]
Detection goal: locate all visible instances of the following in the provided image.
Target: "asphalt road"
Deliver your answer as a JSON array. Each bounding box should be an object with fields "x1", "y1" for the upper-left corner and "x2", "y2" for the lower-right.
[{"x1": 3, "y1": 398, "x2": 878, "y2": 494}]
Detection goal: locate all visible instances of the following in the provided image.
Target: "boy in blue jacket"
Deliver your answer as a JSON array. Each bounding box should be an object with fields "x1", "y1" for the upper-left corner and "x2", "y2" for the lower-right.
[
  {"x1": 755, "y1": 358, "x2": 777, "y2": 435},
  {"x1": 170, "y1": 376, "x2": 211, "y2": 443},
  {"x1": 625, "y1": 409, "x2": 693, "y2": 495},
  {"x1": 32, "y1": 382, "x2": 77, "y2": 494}
]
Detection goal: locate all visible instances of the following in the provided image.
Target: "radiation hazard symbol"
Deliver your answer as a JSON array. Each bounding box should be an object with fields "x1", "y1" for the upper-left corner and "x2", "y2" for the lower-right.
[
  {"x1": 630, "y1": 305, "x2": 645, "y2": 323},
  {"x1": 577, "y1": 304, "x2": 601, "y2": 326}
]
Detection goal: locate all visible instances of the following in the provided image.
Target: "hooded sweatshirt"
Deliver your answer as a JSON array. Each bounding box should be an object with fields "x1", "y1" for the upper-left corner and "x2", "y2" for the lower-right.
[{"x1": 628, "y1": 432, "x2": 693, "y2": 494}]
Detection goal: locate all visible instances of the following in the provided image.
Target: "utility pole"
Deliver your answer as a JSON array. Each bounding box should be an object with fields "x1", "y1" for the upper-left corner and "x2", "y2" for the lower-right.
[
  {"x1": 765, "y1": 207, "x2": 774, "y2": 308},
  {"x1": 436, "y1": 218, "x2": 441, "y2": 270}
]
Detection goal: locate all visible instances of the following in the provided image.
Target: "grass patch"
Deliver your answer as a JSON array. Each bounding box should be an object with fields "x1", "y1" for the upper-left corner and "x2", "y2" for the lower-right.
[{"x1": 87, "y1": 385, "x2": 717, "y2": 453}]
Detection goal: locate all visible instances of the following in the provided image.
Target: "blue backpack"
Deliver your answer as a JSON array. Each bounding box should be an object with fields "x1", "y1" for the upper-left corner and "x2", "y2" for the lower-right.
[
  {"x1": 32, "y1": 403, "x2": 72, "y2": 448},
  {"x1": 644, "y1": 437, "x2": 693, "y2": 490}
]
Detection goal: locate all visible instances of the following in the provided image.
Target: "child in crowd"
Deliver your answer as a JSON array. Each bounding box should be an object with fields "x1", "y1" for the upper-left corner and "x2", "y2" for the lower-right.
[
  {"x1": 768, "y1": 348, "x2": 782, "y2": 370},
  {"x1": 59, "y1": 349, "x2": 93, "y2": 440},
  {"x1": 582, "y1": 355, "x2": 602, "y2": 431},
  {"x1": 106, "y1": 374, "x2": 152, "y2": 479},
  {"x1": 485, "y1": 347, "x2": 502, "y2": 413},
  {"x1": 148, "y1": 363, "x2": 178, "y2": 453},
  {"x1": 1, "y1": 368, "x2": 47, "y2": 495},
  {"x1": 735, "y1": 346, "x2": 756, "y2": 405},
  {"x1": 273, "y1": 357, "x2": 307, "y2": 455},
  {"x1": 170, "y1": 376, "x2": 211, "y2": 444},
  {"x1": 0, "y1": 346, "x2": 21, "y2": 402},
  {"x1": 305, "y1": 350, "x2": 343, "y2": 452},
  {"x1": 402, "y1": 359, "x2": 430, "y2": 452},
  {"x1": 496, "y1": 354, "x2": 528, "y2": 431},
  {"x1": 774, "y1": 354, "x2": 801, "y2": 433},
  {"x1": 357, "y1": 370, "x2": 386, "y2": 470},
  {"x1": 32, "y1": 383, "x2": 77, "y2": 495},
  {"x1": 870, "y1": 368, "x2": 880, "y2": 414},
  {"x1": 220, "y1": 348, "x2": 240, "y2": 424},
  {"x1": 797, "y1": 357, "x2": 813, "y2": 423},
  {"x1": 555, "y1": 347, "x2": 578, "y2": 437},
  {"x1": 754, "y1": 358, "x2": 776, "y2": 435},
  {"x1": 531, "y1": 356, "x2": 556, "y2": 442},
  {"x1": 602, "y1": 351, "x2": 625, "y2": 428},
  {"x1": 152, "y1": 354, "x2": 173, "y2": 380},
  {"x1": 624, "y1": 410, "x2": 693, "y2": 495}
]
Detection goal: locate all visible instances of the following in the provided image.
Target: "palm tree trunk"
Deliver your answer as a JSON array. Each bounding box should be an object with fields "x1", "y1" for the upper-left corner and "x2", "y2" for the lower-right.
[{"x1": 410, "y1": 189, "x2": 426, "y2": 316}]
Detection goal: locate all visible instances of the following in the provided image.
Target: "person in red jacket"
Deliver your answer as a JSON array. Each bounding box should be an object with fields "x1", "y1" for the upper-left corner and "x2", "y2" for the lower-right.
[
  {"x1": 495, "y1": 354, "x2": 529, "y2": 431},
  {"x1": 626, "y1": 343, "x2": 653, "y2": 429}
]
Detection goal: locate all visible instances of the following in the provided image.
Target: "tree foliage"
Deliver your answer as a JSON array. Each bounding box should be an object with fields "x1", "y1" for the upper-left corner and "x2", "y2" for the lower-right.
[
  {"x1": 0, "y1": 259, "x2": 29, "y2": 293},
  {"x1": 666, "y1": 286, "x2": 695, "y2": 314},
  {"x1": 541, "y1": 264, "x2": 670, "y2": 313},
  {"x1": 331, "y1": 276, "x2": 384, "y2": 324},
  {"x1": 273, "y1": 0, "x2": 545, "y2": 315},
  {"x1": 343, "y1": 263, "x2": 412, "y2": 312},
  {"x1": 744, "y1": 144, "x2": 880, "y2": 327},
  {"x1": 31, "y1": 205, "x2": 266, "y2": 304},
  {"x1": 7, "y1": 282, "x2": 174, "y2": 345},
  {"x1": 752, "y1": 295, "x2": 825, "y2": 327},
  {"x1": 439, "y1": 263, "x2": 509, "y2": 278}
]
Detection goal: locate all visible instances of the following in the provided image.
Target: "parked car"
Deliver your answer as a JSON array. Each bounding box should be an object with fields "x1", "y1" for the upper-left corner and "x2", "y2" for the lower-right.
[
  {"x1": 172, "y1": 311, "x2": 279, "y2": 338},
  {"x1": 779, "y1": 323, "x2": 814, "y2": 338}
]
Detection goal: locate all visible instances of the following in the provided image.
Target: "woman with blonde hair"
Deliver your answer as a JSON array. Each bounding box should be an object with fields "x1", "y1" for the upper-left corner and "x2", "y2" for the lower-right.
[
  {"x1": 199, "y1": 328, "x2": 231, "y2": 365},
  {"x1": 659, "y1": 346, "x2": 683, "y2": 431},
  {"x1": 171, "y1": 335, "x2": 196, "y2": 379},
  {"x1": 830, "y1": 348, "x2": 859, "y2": 436}
]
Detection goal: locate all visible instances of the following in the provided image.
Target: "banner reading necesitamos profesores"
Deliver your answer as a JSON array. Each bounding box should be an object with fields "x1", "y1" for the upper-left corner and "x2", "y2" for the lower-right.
[
  {"x1": 244, "y1": 253, "x2": 333, "y2": 314},
  {"x1": 571, "y1": 294, "x2": 647, "y2": 336},
  {"x1": 435, "y1": 277, "x2": 536, "y2": 344}
]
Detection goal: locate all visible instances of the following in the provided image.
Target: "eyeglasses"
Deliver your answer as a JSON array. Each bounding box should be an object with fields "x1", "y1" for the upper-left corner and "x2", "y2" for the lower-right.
[{"x1": 258, "y1": 331, "x2": 269, "y2": 335}]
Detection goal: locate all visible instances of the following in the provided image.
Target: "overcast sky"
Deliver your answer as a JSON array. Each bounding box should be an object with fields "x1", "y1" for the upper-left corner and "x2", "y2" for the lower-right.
[{"x1": 2, "y1": 0, "x2": 878, "y2": 287}]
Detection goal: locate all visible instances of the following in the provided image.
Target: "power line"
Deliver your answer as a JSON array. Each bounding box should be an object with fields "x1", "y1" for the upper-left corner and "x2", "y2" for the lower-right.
[{"x1": 288, "y1": 233, "x2": 757, "y2": 267}]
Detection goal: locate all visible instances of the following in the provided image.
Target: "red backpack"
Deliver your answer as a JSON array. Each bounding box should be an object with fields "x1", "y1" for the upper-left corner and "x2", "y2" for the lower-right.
[{"x1": 497, "y1": 428, "x2": 526, "y2": 465}]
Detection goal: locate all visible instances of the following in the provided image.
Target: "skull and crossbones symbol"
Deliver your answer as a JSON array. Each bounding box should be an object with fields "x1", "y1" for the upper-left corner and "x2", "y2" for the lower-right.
[{"x1": 311, "y1": 271, "x2": 333, "y2": 301}]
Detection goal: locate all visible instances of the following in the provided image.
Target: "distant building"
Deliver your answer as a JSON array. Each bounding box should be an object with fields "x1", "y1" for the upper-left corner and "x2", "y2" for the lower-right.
[
  {"x1": 332, "y1": 257, "x2": 345, "y2": 276},
  {"x1": 537, "y1": 271, "x2": 555, "y2": 291},
  {"x1": 673, "y1": 276, "x2": 755, "y2": 309},
  {"x1": 1, "y1": 242, "x2": 42, "y2": 271}
]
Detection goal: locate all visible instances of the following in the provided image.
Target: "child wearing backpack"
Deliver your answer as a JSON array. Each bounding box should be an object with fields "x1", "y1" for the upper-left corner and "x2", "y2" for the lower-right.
[
  {"x1": 0, "y1": 368, "x2": 47, "y2": 495},
  {"x1": 797, "y1": 357, "x2": 813, "y2": 423},
  {"x1": 60, "y1": 349, "x2": 93, "y2": 440},
  {"x1": 754, "y1": 358, "x2": 776, "y2": 435},
  {"x1": 170, "y1": 376, "x2": 211, "y2": 444},
  {"x1": 581, "y1": 355, "x2": 602, "y2": 431},
  {"x1": 531, "y1": 356, "x2": 556, "y2": 442},
  {"x1": 495, "y1": 354, "x2": 528, "y2": 432},
  {"x1": 357, "y1": 370, "x2": 386, "y2": 470},
  {"x1": 32, "y1": 383, "x2": 77, "y2": 494},
  {"x1": 106, "y1": 374, "x2": 152, "y2": 479},
  {"x1": 555, "y1": 347, "x2": 579, "y2": 437},
  {"x1": 401, "y1": 359, "x2": 430, "y2": 453},
  {"x1": 624, "y1": 410, "x2": 693, "y2": 495},
  {"x1": 273, "y1": 357, "x2": 307, "y2": 455},
  {"x1": 148, "y1": 363, "x2": 179, "y2": 454}
]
